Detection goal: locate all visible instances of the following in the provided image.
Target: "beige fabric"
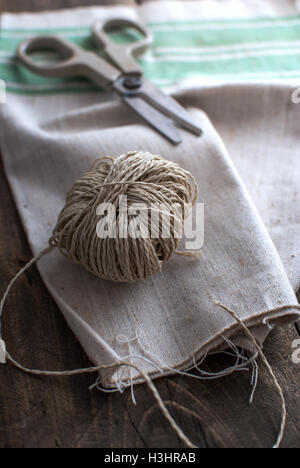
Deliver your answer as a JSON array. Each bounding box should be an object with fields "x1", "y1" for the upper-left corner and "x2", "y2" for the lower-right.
[
  {"x1": 0, "y1": 2, "x2": 299, "y2": 387},
  {"x1": 195, "y1": 83, "x2": 300, "y2": 292}
]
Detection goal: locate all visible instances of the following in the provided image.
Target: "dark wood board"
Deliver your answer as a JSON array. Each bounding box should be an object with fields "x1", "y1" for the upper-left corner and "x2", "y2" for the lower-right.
[{"x1": 0, "y1": 0, "x2": 299, "y2": 449}]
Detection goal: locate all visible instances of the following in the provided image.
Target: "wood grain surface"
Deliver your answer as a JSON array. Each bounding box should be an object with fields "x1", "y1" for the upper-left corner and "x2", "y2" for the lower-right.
[{"x1": 0, "y1": 0, "x2": 299, "y2": 449}]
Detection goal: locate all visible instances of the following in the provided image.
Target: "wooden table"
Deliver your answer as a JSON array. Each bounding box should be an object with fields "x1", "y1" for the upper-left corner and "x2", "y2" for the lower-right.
[{"x1": 0, "y1": 0, "x2": 299, "y2": 449}]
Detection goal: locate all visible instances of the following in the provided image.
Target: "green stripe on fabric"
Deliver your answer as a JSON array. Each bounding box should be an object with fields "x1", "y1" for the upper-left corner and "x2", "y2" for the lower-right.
[
  {"x1": 143, "y1": 55, "x2": 300, "y2": 78},
  {"x1": 0, "y1": 18, "x2": 300, "y2": 50},
  {"x1": 152, "y1": 25, "x2": 300, "y2": 48},
  {"x1": 148, "y1": 15, "x2": 300, "y2": 27},
  {"x1": 2, "y1": 16, "x2": 300, "y2": 95},
  {"x1": 2, "y1": 23, "x2": 300, "y2": 51},
  {"x1": 2, "y1": 52, "x2": 300, "y2": 85}
]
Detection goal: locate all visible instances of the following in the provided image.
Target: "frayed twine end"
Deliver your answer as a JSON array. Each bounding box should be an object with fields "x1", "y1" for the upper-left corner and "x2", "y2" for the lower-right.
[
  {"x1": 214, "y1": 300, "x2": 288, "y2": 449},
  {"x1": 0, "y1": 339, "x2": 6, "y2": 364}
]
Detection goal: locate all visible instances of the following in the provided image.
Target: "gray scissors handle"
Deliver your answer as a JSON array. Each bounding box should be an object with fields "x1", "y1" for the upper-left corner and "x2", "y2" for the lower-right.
[
  {"x1": 92, "y1": 18, "x2": 152, "y2": 75},
  {"x1": 17, "y1": 36, "x2": 120, "y2": 88}
]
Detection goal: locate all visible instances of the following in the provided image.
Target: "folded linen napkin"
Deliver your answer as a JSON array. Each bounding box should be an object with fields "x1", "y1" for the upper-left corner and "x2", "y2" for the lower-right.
[{"x1": 0, "y1": 0, "x2": 299, "y2": 387}]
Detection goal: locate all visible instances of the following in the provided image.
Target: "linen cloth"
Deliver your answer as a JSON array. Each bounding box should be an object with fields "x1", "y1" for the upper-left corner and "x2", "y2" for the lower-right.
[{"x1": 0, "y1": 0, "x2": 299, "y2": 387}]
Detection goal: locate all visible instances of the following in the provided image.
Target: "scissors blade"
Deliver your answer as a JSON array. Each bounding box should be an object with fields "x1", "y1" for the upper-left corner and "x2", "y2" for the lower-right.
[
  {"x1": 123, "y1": 95, "x2": 182, "y2": 144},
  {"x1": 138, "y1": 79, "x2": 202, "y2": 136}
]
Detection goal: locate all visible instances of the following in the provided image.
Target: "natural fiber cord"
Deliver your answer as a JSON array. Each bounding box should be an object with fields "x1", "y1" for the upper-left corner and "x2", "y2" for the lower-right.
[{"x1": 50, "y1": 151, "x2": 198, "y2": 282}]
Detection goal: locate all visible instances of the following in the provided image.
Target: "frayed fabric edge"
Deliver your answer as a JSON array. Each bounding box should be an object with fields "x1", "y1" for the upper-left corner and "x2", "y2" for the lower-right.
[
  {"x1": 97, "y1": 304, "x2": 299, "y2": 389},
  {"x1": 1, "y1": 300, "x2": 294, "y2": 448},
  {"x1": 91, "y1": 335, "x2": 260, "y2": 411}
]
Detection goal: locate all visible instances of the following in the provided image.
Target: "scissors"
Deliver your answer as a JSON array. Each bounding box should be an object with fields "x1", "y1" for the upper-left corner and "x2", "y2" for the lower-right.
[{"x1": 17, "y1": 18, "x2": 202, "y2": 144}]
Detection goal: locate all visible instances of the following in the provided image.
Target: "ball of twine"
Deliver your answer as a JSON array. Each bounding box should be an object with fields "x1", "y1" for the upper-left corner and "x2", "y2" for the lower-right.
[{"x1": 50, "y1": 151, "x2": 198, "y2": 282}]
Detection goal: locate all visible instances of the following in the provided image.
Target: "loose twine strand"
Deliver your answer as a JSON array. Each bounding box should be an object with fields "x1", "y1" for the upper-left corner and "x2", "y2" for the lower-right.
[
  {"x1": 214, "y1": 301, "x2": 300, "y2": 449},
  {"x1": 0, "y1": 245, "x2": 195, "y2": 448},
  {"x1": 0, "y1": 247, "x2": 299, "y2": 447}
]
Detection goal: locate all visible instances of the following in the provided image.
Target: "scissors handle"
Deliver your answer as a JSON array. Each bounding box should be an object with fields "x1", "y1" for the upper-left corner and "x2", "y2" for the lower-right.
[
  {"x1": 17, "y1": 36, "x2": 120, "y2": 88},
  {"x1": 92, "y1": 18, "x2": 152, "y2": 75}
]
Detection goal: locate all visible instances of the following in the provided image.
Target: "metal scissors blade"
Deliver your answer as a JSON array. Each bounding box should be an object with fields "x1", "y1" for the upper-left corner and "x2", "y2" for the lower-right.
[
  {"x1": 141, "y1": 80, "x2": 202, "y2": 136},
  {"x1": 113, "y1": 76, "x2": 202, "y2": 137},
  {"x1": 123, "y1": 95, "x2": 182, "y2": 144}
]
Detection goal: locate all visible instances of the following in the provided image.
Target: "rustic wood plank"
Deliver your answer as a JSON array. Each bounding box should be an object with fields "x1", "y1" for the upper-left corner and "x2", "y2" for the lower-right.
[
  {"x1": 1, "y1": 0, "x2": 135, "y2": 12},
  {"x1": 0, "y1": 0, "x2": 299, "y2": 449}
]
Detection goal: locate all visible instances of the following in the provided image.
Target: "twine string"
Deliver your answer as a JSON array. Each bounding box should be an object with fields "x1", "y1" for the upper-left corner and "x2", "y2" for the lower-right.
[{"x1": 214, "y1": 301, "x2": 300, "y2": 449}]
